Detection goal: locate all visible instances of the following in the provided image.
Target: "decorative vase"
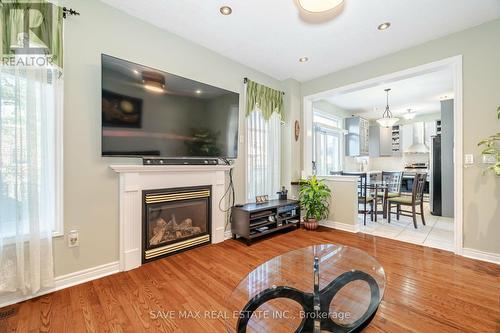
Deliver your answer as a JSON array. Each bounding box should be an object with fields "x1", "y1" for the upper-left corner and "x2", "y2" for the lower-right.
[{"x1": 303, "y1": 218, "x2": 318, "y2": 230}]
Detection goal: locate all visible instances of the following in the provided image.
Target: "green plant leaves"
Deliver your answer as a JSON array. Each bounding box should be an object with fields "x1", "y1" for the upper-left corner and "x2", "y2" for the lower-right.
[{"x1": 298, "y1": 176, "x2": 332, "y2": 221}]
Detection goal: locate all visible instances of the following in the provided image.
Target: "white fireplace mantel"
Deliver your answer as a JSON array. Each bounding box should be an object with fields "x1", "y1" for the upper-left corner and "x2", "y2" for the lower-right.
[{"x1": 110, "y1": 164, "x2": 233, "y2": 271}]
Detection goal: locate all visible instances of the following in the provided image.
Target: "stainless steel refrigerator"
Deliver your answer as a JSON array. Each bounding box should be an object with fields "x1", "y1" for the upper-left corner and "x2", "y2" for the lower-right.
[{"x1": 429, "y1": 135, "x2": 442, "y2": 216}]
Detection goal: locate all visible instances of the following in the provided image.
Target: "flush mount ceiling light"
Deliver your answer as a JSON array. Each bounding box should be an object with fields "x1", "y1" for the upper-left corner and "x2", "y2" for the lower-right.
[
  {"x1": 376, "y1": 88, "x2": 399, "y2": 127},
  {"x1": 297, "y1": 0, "x2": 344, "y2": 13},
  {"x1": 220, "y1": 6, "x2": 232, "y2": 15},
  {"x1": 299, "y1": 57, "x2": 309, "y2": 63},
  {"x1": 403, "y1": 108, "x2": 416, "y2": 120},
  {"x1": 142, "y1": 71, "x2": 165, "y2": 94},
  {"x1": 377, "y1": 22, "x2": 391, "y2": 31}
]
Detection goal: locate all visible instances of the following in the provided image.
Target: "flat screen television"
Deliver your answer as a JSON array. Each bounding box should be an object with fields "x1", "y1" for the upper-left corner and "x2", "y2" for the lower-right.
[{"x1": 101, "y1": 54, "x2": 239, "y2": 159}]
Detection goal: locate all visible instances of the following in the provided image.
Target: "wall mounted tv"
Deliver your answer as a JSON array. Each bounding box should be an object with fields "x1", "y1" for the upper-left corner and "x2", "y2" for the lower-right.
[{"x1": 101, "y1": 54, "x2": 240, "y2": 159}]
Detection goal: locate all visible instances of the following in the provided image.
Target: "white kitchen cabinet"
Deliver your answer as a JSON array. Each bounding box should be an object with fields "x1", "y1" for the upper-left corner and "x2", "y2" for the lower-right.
[
  {"x1": 369, "y1": 125, "x2": 393, "y2": 157},
  {"x1": 345, "y1": 117, "x2": 369, "y2": 156},
  {"x1": 424, "y1": 121, "x2": 437, "y2": 148},
  {"x1": 401, "y1": 124, "x2": 413, "y2": 153}
]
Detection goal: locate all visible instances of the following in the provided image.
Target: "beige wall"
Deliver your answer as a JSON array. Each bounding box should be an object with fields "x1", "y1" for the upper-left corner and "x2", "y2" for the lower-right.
[
  {"x1": 323, "y1": 178, "x2": 358, "y2": 226},
  {"x1": 57, "y1": 0, "x2": 499, "y2": 279},
  {"x1": 301, "y1": 19, "x2": 500, "y2": 254},
  {"x1": 56, "y1": 0, "x2": 285, "y2": 276}
]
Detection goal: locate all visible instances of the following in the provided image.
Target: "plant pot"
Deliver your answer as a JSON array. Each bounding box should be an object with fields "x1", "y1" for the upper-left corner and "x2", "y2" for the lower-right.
[{"x1": 303, "y1": 218, "x2": 318, "y2": 230}]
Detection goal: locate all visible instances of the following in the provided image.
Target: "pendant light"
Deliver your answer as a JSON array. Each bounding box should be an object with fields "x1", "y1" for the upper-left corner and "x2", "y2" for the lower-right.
[
  {"x1": 297, "y1": 0, "x2": 344, "y2": 13},
  {"x1": 376, "y1": 88, "x2": 399, "y2": 127},
  {"x1": 403, "y1": 108, "x2": 416, "y2": 120}
]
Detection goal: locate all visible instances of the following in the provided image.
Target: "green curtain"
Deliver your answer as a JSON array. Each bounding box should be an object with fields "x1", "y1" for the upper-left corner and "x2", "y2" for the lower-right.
[
  {"x1": 0, "y1": 0, "x2": 64, "y2": 68},
  {"x1": 246, "y1": 79, "x2": 284, "y2": 121}
]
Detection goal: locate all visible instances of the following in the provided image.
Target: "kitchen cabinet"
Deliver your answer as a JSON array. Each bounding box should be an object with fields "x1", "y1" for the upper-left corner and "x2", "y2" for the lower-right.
[
  {"x1": 345, "y1": 117, "x2": 369, "y2": 156},
  {"x1": 424, "y1": 121, "x2": 437, "y2": 148},
  {"x1": 369, "y1": 125, "x2": 393, "y2": 157},
  {"x1": 401, "y1": 124, "x2": 413, "y2": 153},
  {"x1": 391, "y1": 125, "x2": 402, "y2": 156}
]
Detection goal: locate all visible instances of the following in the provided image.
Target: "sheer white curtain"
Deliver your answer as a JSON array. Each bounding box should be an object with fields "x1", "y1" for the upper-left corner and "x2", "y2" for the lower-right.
[
  {"x1": 0, "y1": 65, "x2": 61, "y2": 295},
  {"x1": 246, "y1": 109, "x2": 281, "y2": 201}
]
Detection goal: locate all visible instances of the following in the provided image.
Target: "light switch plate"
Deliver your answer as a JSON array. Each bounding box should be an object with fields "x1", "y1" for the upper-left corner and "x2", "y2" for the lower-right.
[{"x1": 464, "y1": 154, "x2": 474, "y2": 165}]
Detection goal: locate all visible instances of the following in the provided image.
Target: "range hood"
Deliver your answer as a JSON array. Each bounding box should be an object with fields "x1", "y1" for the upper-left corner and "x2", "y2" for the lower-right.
[{"x1": 406, "y1": 122, "x2": 429, "y2": 154}]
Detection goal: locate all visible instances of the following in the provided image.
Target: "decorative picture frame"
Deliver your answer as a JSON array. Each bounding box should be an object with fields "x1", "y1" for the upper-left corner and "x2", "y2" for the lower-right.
[{"x1": 255, "y1": 195, "x2": 269, "y2": 204}]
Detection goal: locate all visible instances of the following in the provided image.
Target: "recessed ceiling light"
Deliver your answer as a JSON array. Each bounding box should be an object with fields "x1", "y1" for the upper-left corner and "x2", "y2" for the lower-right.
[
  {"x1": 133, "y1": 69, "x2": 139, "y2": 74},
  {"x1": 195, "y1": 89, "x2": 202, "y2": 94},
  {"x1": 377, "y1": 22, "x2": 391, "y2": 31},
  {"x1": 299, "y1": 57, "x2": 309, "y2": 63},
  {"x1": 220, "y1": 6, "x2": 232, "y2": 15}
]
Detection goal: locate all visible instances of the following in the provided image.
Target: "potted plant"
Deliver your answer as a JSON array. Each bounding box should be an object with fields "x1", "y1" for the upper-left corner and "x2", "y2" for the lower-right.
[
  {"x1": 299, "y1": 176, "x2": 332, "y2": 230},
  {"x1": 477, "y1": 106, "x2": 500, "y2": 176}
]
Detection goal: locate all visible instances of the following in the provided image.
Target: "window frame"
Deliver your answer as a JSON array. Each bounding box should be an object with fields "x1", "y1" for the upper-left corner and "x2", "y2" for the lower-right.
[{"x1": 312, "y1": 110, "x2": 344, "y2": 176}]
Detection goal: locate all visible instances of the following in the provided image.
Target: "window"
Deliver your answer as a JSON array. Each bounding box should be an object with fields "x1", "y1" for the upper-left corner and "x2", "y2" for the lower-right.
[
  {"x1": 246, "y1": 110, "x2": 281, "y2": 201},
  {"x1": 0, "y1": 66, "x2": 63, "y2": 238},
  {"x1": 313, "y1": 111, "x2": 343, "y2": 176}
]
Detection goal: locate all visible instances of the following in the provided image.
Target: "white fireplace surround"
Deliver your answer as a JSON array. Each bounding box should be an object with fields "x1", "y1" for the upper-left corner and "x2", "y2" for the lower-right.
[{"x1": 110, "y1": 164, "x2": 232, "y2": 271}]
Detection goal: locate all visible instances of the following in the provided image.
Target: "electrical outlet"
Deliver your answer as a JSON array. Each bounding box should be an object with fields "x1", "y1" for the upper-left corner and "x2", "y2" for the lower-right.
[
  {"x1": 67, "y1": 230, "x2": 79, "y2": 248},
  {"x1": 464, "y1": 154, "x2": 474, "y2": 165}
]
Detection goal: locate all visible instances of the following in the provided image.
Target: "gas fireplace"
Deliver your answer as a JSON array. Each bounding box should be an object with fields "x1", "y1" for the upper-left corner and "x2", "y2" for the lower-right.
[{"x1": 142, "y1": 186, "x2": 211, "y2": 263}]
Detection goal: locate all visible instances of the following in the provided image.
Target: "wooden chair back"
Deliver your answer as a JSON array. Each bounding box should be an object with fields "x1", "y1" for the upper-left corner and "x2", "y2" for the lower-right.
[
  {"x1": 412, "y1": 173, "x2": 427, "y2": 204},
  {"x1": 382, "y1": 171, "x2": 403, "y2": 195}
]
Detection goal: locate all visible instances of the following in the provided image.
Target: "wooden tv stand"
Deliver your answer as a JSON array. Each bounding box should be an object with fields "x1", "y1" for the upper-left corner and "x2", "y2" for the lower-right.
[{"x1": 231, "y1": 199, "x2": 301, "y2": 245}]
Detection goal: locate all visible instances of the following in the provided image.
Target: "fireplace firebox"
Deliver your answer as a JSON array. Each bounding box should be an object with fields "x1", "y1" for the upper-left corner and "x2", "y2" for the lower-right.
[{"x1": 142, "y1": 186, "x2": 211, "y2": 263}]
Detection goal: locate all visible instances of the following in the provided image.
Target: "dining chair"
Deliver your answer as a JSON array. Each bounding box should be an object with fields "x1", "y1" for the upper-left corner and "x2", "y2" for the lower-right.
[
  {"x1": 341, "y1": 172, "x2": 374, "y2": 225},
  {"x1": 387, "y1": 173, "x2": 427, "y2": 229},
  {"x1": 377, "y1": 171, "x2": 403, "y2": 218}
]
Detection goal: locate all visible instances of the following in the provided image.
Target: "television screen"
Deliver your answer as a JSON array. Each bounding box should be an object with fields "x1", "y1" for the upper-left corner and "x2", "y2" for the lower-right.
[{"x1": 101, "y1": 54, "x2": 239, "y2": 158}]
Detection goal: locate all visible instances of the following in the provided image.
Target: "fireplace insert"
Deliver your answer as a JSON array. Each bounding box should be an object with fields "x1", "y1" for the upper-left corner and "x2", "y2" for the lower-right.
[{"x1": 142, "y1": 185, "x2": 211, "y2": 263}]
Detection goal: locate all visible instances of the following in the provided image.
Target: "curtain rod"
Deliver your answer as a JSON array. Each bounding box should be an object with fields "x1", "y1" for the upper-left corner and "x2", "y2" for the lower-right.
[
  {"x1": 243, "y1": 77, "x2": 285, "y2": 95},
  {"x1": 62, "y1": 7, "x2": 80, "y2": 19}
]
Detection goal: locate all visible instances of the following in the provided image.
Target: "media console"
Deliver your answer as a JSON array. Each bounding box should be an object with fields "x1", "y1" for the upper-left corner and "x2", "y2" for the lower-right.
[{"x1": 231, "y1": 199, "x2": 301, "y2": 245}]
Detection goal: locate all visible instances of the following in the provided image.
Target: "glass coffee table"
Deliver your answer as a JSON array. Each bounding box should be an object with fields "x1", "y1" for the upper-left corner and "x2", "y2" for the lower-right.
[{"x1": 225, "y1": 244, "x2": 386, "y2": 333}]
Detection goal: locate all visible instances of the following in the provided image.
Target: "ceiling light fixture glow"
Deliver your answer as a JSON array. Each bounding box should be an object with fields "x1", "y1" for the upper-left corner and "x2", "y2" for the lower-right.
[
  {"x1": 220, "y1": 6, "x2": 232, "y2": 15},
  {"x1": 299, "y1": 57, "x2": 309, "y2": 63},
  {"x1": 297, "y1": 0, "x2": 344, "y2": 13},
  {"x1": 403, "y1": 109, "x2": 416, "y2": 120},
  {"x1": 378, "y1": 22, "x2": 391, "y2": 31},
  {"x1": 195, "y1": 89, "x2": 202, "y2": 94},
  {"x1": 143, "y1": 80, "x2": 165, "y2": 94},
  {"x1": 376, "y1": 88, "x2": 399, "y2": 127}
]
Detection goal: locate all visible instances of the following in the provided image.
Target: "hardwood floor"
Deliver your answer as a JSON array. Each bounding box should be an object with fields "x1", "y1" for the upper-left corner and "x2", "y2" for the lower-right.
[{"x1": 1, "y1": 227, "x2": 499, "y2": 332}]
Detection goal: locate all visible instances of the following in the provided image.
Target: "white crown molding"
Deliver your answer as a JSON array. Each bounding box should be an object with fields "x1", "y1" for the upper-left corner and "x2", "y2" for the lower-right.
[
  {"x1": 320, "y1": 220, "x2": 360, "y2": 233},
  {"x1": 462, "y1": 248, "x2": 500, "y2": 265},
  {"x1": 0, "y1": 261, "x2": 119, "y2": 308}
]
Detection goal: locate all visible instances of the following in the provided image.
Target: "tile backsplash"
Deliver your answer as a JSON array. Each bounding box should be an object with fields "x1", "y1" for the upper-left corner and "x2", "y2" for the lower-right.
[{"x1": 344, "y1": 154, "x2": 430, "y2": 172}]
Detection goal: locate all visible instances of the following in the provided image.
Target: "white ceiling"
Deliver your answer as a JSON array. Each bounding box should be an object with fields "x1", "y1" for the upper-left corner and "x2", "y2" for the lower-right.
[
  {"x1": 100, "y1": 0, "x2": 500, "y2": 82},
  {"x1": 322, "y1": 68, "x2": 454, "y2": 120}
]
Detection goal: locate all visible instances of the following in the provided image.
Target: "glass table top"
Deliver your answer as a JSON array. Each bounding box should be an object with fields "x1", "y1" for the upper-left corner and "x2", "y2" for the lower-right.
[{"x1": 225, "y1": 244, "x2": 386, "y2": 333}]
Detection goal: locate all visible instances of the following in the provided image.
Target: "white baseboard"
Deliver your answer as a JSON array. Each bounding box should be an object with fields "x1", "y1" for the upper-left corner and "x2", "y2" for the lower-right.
[
  {"x1": 461, "y1": 248, "x2": 500, "y2": 265},
  {"x1": 320, "y1": 220, "x2": 360, "y2": 233},
  {"x1": 0, "y1": 261, "x2": 119, "y2": 308}
]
